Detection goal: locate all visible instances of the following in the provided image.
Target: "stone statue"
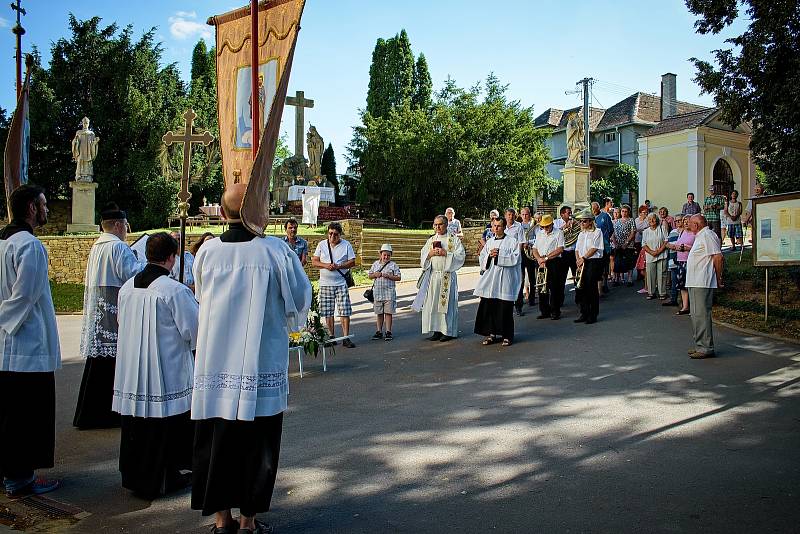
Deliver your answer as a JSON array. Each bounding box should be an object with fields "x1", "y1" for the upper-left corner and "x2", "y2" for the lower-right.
[
  {"x1": 306, "y1": 125, "x2": 324, "y2": 177},
  {"x1": 71, "y1": 117, "x2": 100, "y2": 182},
  {"x1": 566, "y1": 111, "x2": 585, "y2": 166}
]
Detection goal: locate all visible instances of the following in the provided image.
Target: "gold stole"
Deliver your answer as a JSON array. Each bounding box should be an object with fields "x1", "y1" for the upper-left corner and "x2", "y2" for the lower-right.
[{"x1": 427, "y1": 234, "x2": 455, "y2": 314}]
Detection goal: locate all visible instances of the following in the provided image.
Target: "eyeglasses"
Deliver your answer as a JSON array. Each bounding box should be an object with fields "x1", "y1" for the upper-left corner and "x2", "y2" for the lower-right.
[{"x1": 328, "y1": 231, "x2": 340, "y2": 237}]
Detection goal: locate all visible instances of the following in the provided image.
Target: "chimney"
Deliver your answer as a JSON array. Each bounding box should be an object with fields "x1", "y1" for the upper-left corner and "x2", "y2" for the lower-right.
[{"x1": 661, "y1": 73, "x2": 677, "y2": 120}]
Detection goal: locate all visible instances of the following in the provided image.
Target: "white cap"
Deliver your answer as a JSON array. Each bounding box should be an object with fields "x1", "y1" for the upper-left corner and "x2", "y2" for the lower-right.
[{"x1": 380, "y1": 243, "x2": 393, "y2": 253}]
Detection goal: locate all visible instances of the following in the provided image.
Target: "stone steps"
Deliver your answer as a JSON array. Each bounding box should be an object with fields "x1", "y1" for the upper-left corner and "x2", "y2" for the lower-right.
[{"x1": 361, "y1": 231, "x2": 431, "y2": 267}]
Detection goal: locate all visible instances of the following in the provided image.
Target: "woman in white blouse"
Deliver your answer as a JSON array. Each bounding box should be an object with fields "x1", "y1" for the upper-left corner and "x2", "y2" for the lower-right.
[
  {"x1": 574, "y1": 208, "x2": 604, "y2": 324},
  {"x1": 642, "y1": 213, "x2": 668, "y2": 300}
]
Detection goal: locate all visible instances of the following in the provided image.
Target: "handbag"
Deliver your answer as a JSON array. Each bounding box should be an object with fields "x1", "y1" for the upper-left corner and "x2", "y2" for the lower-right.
[
  {"x1": 364, "y1": 262, "x2": 389, "y2": 303},
  {"x1": 327, "y1": 240, "x2": 355, "y2": 288},
  {"x1": 635, "y1": 247, "x2": 647, "y2": 271}
]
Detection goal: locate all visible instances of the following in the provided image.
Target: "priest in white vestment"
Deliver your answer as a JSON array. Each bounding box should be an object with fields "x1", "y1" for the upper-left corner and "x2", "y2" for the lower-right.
[
  {"x1": 74, "y1": 203, "x2": 145, "y2": 429},
  {"x1": 0, "y1": 185, "x2": 61, "y2": 496},
  {"x1": 113, "y1": 232, "x2": 199, "y2": 498},
  {"x1": 474, "y1": 217, "x2": 521, "y2": 346},
  {"x1": 414, "y1": 215, "x2": 466, "y2": 342},
  {"x1": 190, "y1": 184, "x2": 312, "y2": 533}
]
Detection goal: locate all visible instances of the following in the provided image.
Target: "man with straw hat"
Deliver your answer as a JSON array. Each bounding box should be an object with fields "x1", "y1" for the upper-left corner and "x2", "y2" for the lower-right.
[{"x1": 531, "y1": 214, "x2": 566, "y2": 320}]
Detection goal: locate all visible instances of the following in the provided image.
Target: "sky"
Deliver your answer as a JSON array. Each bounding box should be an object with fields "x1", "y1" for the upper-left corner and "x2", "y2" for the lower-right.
[{"x1": 0, "y1": 0, "x2": 747, "y2": 174}]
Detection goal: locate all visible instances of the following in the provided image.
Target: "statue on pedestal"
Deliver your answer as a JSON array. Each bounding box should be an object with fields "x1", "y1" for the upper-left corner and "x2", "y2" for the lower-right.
[
  {"x1": 566, "y1": 111, "x2": 585, "y2": 166},
  {"x1": 71, "y1": 117, "x2": 100, "y2": 182},
  {"x1": 306, "y1": 125, "x2": 324, "y2": 177}
]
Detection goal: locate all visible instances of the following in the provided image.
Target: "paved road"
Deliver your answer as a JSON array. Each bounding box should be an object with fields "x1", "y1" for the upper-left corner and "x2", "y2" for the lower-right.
[{"x1": 5, "y1": 272, "x2": 799, "y2": 533}]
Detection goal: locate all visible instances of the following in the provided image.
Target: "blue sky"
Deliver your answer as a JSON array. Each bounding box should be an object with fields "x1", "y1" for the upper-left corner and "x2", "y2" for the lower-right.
[{"x1": 0, "y1": 1, "x2": 746, "y2": 174}]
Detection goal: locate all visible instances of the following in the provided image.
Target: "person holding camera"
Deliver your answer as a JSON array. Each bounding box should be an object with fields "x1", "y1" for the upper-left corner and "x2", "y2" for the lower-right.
[{"x1": 368, "y1": 244, "x2": 401, "y2": 341}]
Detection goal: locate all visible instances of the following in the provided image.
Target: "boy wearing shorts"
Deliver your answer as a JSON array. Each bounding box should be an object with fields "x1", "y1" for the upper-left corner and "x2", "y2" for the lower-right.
[{"x1": 368, "y1": 244, "x2": 401, "y2": 341}]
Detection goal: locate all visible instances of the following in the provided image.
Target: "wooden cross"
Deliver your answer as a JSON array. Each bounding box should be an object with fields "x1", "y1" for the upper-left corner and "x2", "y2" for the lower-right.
[
  {"x1": 162, "y1": 109, "x2": 214, "y2": 217},
  {"x1": 285, "y1": 90, "x2": 314, "y2": 159}
]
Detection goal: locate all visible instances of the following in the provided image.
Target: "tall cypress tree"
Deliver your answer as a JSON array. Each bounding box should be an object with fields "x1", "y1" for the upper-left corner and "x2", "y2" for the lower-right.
[
  {"x1": 366, "y1": 38, "x2": 389, "y2": 118},
  {"x1": 320, "y1": 143, "x2": 338, "y2": 199},
  {"x1": 385, "y1": 29, "x2": 414, "y2": 109},
  {"x1": 412, "y1": 53, "x2": 432, "y2": 110}
]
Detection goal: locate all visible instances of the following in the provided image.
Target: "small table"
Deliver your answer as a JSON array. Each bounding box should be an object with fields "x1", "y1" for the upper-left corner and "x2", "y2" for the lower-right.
[{"x1": 199, "y1": 205, "x2": 222, "y2": 217}]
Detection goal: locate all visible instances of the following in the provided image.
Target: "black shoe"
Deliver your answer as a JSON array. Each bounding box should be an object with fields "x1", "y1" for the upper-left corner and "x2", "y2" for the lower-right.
[
  {"x1": 427, "y1": 332, "x2": 443, "y2": 341},
  {"x1": 515, "y1": 309, "x2": 524, "y2": 317},
  {"x1": 573, "y1": 316, "x2": 586, "y2": 323},
  {"x1": 438, "y1": 335, "x2": 454, "y2": 342},
  {"x1": 342, "y1": 338, "x2": 356, "y2": 348},
  {"x1": 237, "y1": 519, "x2": 274, "y2": 534},
  {"x1": 371, "y1": 331, "x2": 383, "y2": 340},
  {"x1": 536, "y1": 314, "x2": 550, "y2": 319},
  {"x1": 551, "y1": 313, "x2": 561, "y2": 320},
  {"x1": 384, "y1": 331, "x2": 393, "y2": 341}
]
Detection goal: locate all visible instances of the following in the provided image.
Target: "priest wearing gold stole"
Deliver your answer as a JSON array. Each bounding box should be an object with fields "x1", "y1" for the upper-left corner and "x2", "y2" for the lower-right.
[
  {"x1": 190, "y1": 184, "x2": 311, "y2": 533},
  {"x1": 474, "y1": 217, "x2": 521, "y2": 346},
  {"x1": 113, "y1": 232, "x2": 199, "y2": 499},
  {"x1": 413, "y1": 215, "x2": 466, "y2": 342}
]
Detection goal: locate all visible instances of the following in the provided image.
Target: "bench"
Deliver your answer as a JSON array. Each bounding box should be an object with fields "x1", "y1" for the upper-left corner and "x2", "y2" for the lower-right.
[{"x1": 289, "y1": 335, "x2": 353, "y2": 378}]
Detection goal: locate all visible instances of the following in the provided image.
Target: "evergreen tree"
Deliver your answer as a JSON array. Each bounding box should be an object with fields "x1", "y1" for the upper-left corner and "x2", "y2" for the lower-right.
[
  {"x1": 412, "y1": 53, "x2": 432, "y2": 110},
  {"x1": 366, "y1": 38, "x2": 389, "y2": 118},
  {"x1": 385, "y1": 29, "x2": 415, "y2": 109},
  {"x1": 320, "y1": 142, "x2": 338, "y2": 199}
]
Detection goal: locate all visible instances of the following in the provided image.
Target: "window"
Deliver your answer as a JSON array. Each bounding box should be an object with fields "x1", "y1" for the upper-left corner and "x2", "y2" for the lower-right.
[
  {"x1": 604, "y1": 132, "x2": 617, "y2": 143},
  {"x1": 712, "y1": 158, "x2": 734, "y2": 198}
]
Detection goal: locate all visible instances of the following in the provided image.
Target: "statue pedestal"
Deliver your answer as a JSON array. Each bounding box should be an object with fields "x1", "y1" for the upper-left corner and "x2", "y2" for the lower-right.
[
  {"x1": 561, "y1": 164, "x2": 591, "y2": 211},
  {"x1": 67, "y1": 181, "x2": 100, "y2": 233}
]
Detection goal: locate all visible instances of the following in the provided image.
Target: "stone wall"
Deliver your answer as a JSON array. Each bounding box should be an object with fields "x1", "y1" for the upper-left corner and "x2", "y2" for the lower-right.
[{"x1": 0, "y1": 199, "x2": 71, "y2": 236}]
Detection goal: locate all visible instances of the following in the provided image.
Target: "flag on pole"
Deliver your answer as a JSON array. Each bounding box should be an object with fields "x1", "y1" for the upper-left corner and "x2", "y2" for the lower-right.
[{"x1": 4, "y1": 65, "x2": 31, "y2": 220}]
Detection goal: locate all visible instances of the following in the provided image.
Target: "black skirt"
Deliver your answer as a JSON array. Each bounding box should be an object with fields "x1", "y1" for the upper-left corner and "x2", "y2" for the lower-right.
[
  {"x1": 119, "y1": 412, "x2": 194, "y2": 498},
  {"x1": 474, "y1": 297, "x2": 515, "y2": 341},
  {"x1": 192, "y1": 413, "x2": 284, "y2": 517},
  {"x1": 73, "y1": 357, "x2": 121, "y2": 429},
  {"x1": 0, "y1": 371, "x2": 55, "y2": 480}
]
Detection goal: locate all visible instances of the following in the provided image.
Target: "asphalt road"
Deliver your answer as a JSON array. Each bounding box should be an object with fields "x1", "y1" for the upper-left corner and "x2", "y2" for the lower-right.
[{"x1": 4, "y1": 272, "x2": 799, "y2": 533}]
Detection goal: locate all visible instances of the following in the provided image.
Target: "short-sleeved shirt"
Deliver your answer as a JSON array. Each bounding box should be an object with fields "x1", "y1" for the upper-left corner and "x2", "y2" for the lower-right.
[
  {"x1": 482, "y1": 227, "x2": 493, "y2": 243},
  {"x1": 675, "y1": 230, "x2": 695, "y2": 263},
  {"x1": 283, "y1": 235, "x2": 308, "y2": 261},
  {"x1": 686, "y1": 227, "x2": 721, "y2": 288},
  {"x1": 447, "y1": 218, "x2": 462, "y2": 235},
  {"x1": 642, "y1": 226, "x2": 667, "y2": 263},
  {"x1": 595, "y1": 211, "x2": 613, "y2": 252},
  {"x1": 368, "y1": 259, "x2": 401, "y2": 302},
  {"x1": 727, "y1": 200, "x2": 742, "y2": 223},
  {"x1": 313, "y1": 239, "x2": 356, "y2": 287},
  {"x1": 613, "y1": 218, "x2": 637, "y2": 248},
  {"x1": 634, "y1": 217, "x2": 649, "y2": 244},
  {"x1": 682, "y1": 201, "x2": 701, "y2": 216},
  {"x1": 533, "y1": 228, "x2": 565, "y2": 257},
  {"x1": 703, "y1": 195, "x2": 726, "y2": 221},
  {"x1": 576, "y1": 228, "x2": 603, "y2": 259},
  {"x1": 505, "y1": 222, "x2": 525, "y2": 244}
]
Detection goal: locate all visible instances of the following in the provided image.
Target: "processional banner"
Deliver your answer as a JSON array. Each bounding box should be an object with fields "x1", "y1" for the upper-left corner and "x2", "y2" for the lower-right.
[
  {"x1": 3, "y1": 67, "x2": 30, "y2": 221},
  {"x1": 208, "y1": 0, "x2": 305, "y2": 234}
]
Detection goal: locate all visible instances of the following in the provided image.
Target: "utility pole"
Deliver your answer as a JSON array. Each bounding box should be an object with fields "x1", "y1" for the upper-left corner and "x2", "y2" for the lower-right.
[
  {"x1": 576, "y1": 77, "x2": 593, "y2": 167},
  {"x1": 11, "y1": 0, "x2": 26, "y2": 100}
]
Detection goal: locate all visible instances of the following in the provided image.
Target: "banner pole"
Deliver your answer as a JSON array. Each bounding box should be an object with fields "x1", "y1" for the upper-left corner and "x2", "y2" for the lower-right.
[{"x1": 250, "y1": 0, "x2": 259, "y2": 160}]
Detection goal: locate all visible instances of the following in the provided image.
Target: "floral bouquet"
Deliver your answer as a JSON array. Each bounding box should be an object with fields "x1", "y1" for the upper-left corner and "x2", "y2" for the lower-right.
[{"x1": 289, "y1": 286, "x2": 333, "y2": 358}]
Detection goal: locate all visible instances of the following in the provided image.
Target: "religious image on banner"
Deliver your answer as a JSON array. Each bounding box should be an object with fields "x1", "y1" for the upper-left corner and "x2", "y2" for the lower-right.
[{"x1": 235, "y1": 60, "x2": 278, "y2": 149}]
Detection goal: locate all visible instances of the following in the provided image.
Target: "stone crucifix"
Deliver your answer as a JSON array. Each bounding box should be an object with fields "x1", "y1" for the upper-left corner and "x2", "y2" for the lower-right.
[
  {"x1": 285, "y1": 90, "x2": 314, "y2": 159},
  {"x1": 162, "y1": 109, "x2": 214, "y2": 218}
]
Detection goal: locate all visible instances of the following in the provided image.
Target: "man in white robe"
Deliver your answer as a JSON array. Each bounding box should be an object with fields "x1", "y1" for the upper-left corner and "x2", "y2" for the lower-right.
[
  {"x1": 191, "y1": 184, "x2": 312, "y2": 534},
  {"x1": 474, "y1": 217, "x2": 521, "y2": 346},
  {"x1": 0, "y1": 185, "x2": 61, "y2": 496},
  {"x1": 74, "y1": 203, "x2": 144, "y2": 429},
  {"x1": 414, "y1": 215, "x2": 466, "y2": 342},
  {"x1": 113, "y1": 232, "x2": 199, "y2": 498}
]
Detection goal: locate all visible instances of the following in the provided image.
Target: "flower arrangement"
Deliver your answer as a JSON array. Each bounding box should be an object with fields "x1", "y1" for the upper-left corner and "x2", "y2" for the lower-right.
[{"x1": 289, "y1": 286, "x2": 333, "y2": 358}]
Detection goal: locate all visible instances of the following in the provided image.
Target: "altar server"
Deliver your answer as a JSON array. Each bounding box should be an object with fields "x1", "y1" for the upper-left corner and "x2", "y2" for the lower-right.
[
  {"x1": 413, "y1": 215, "x2": 466, "y2": 342},
  {"x1": 474, "y1": 217, "x2": 521, "y2": 346},
  {"x1": 190, "y1": 184, "x2": 311, "y2": 533},
  {"x1": 0, "y1": 185, "x2": 61, "y2": 496},
  {"x1": 113, "y1": 232, "x2": 198, "y2": 498},
  {"x1": 74, "y1": 203, "x2": 144, "y2": 429}
]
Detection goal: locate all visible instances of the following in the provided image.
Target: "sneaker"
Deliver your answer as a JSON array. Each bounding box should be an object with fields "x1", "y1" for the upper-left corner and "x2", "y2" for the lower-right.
[
  {"x1": 8, "y1": 477, "x2": 60, "y2": 498},
  {"x1": 384, "y1": 331, "x2": 393, "y2": 341},
  {"x1": 637, "y1": 288, "x2": 648, "y2": 294},
  {"x1": 371, "y1": 331, "x2": 383, "y2": 340},
  {"x1": 342, "y1": 338, "x2": 356, "y2": 348}
]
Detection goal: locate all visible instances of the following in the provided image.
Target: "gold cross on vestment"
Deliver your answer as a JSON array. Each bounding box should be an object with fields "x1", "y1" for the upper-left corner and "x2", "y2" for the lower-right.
[{"x1": 162, "y1": 109, "x2": 214, "y2": 217}]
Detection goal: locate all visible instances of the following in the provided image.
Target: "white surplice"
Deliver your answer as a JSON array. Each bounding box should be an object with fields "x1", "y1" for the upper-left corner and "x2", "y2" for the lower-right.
[
  {"x1": 79, "y1": 233, "x2": 145, "y2": 359},
  {"x1": 113, "y1": 274, "x2": 199, "y2": 418},
  {"x1": 417, "y1": 233, "x2": 466, "y2": 337},
  {"x1": 0, "y1": 231, "x2": 61, "y2": 372},
  {"x1": 191, "y1": 237, "x2": 312, "y2": 421},
  {"x1": 474, "y1": 235, "x2": 521, "y2": 302}
]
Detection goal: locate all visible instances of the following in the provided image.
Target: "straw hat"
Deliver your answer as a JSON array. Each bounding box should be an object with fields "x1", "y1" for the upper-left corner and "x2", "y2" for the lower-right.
[
  {"x1": 574, "y1": 208, "x2": 595, "y2": 220},
  {"x1": 380, "y1": 243, "x2": 393, "y2": 253},
  {"x1": 540, "y1": 214, "x2": 554, "y2": 226}
]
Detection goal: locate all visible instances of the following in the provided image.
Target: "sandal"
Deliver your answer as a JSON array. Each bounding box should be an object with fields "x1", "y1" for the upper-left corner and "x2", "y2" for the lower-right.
[
  {"x1": 481, "y1": 336, "x2": 495, "y2": 345},
  {"x1": 676, "y1": 309, "x2": 690, "y2": 315},
  {"x1": 501, "y1": 339, "x2": 512, "y2": 346}
]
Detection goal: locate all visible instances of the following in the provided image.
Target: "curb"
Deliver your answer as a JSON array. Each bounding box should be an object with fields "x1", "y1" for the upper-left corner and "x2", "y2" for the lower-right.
[{"x1": 713, "y1": 318, "x2": 800, "y2": 346}]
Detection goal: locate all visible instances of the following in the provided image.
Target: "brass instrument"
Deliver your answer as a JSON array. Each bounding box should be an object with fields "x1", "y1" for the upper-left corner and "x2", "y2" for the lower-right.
[
  {"x1": 522, "y1": 223, "x2": 539, "y2": 260},
  {"x1": 573, "y1": 263, "x2": 584, "y2": 289},
  {"x1": 535, "y1": 265, "x2": 548, "y2": 294},
  {"x1": 563, "y1": 220, "x2": 581, "y2": 249}
]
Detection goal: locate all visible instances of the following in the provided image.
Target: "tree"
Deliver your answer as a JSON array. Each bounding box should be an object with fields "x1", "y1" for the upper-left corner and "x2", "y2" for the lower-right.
[
  {"x1": 412, "y1": 53, "x2": 432, "y2": 110},
  {"x1": 366, "y1": 38, "x2": 389, "y2": 118},
  {"x1": 686, "y1": 0, "x2": 800, "y2": 193},
  {"x1": 320, "y1": 143, "x2": 338, "y2": 199},
  {"x1": 365, "y1": 30, "x2": 416, "y2": 118}
]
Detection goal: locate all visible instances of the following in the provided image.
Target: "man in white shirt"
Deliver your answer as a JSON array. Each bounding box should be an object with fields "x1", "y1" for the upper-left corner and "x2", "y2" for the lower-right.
[
  {"x1": 74, "y1": 203, "x2": 145, "y2": 430},
  {"x1": 519, "y1": 207, "x2": 537, "y2": 307},
  {"x1": 0, "y1": 185, "x2": 61, "y2": 497},
  {"x1": 686, "y1": 214, "x2": 724, "y2": 359},
  {"x1": 191, "y1": 183, "x2": 311, "y2": 533},
  {"x1": 114, "y1": 232, "x2": 199, "y2": 499},
  {"x1": 311, "y1": 221, "x2": 357, "y2": 348},
  {"x1": 554, "y1": 205, "x2": 579, "y2": 283},
  {"x1": 503, "y1": 208, "x2": 526, "y2": 316},
  {"x1": 574, "y1": 208, "x2": 604, "y2": 324},
  {"x1": 531, "y1": 214, "x2": 565, "y2": 320}
]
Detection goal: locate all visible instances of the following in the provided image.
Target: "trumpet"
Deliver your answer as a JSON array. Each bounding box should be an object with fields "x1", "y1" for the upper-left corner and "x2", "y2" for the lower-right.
[
  {"x1": 535, "y1": 265, "x2": 548, "y2": 294},
  {"x1": 573, "y1": 263, "x2": 584, "y2": 289}
]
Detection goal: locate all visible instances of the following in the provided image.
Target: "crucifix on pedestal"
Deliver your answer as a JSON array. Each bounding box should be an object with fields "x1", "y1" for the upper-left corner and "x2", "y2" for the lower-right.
[
  {"x1": 285, "y1": 90, "x2": 314, "y2": 159},
  {"x1": 162, "y1": 109, "x2": 214, "y2": 282}
]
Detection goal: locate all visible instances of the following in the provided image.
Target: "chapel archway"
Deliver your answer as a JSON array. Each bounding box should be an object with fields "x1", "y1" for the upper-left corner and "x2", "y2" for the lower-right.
[{"x1": 712, "y1": 158, "x2": 735, "y2": 198}]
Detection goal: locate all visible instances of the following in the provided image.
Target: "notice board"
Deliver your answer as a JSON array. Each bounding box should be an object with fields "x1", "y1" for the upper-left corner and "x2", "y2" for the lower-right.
[{"x1": 753, "y1": 191, "x2": 800, "y2": 266}]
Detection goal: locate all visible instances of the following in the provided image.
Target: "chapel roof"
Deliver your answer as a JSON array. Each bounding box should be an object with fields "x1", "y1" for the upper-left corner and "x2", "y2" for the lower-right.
[{"x1": 641, "y1": 107, "x2": 719, "y2": 137}]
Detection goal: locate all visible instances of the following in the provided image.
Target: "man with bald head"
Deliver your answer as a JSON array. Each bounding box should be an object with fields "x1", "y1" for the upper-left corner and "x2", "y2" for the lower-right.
[
  {"x1": 685, "y1": 214, "x2": 724, "y2": 359},
  {"x1": 190, "y1": 183, "x2": 312, "y2": 533}
]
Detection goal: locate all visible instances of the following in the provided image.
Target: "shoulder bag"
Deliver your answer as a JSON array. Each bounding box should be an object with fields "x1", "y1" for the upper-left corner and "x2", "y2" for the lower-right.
[
  {"x1": 327, "y1": 240, "x2": 355, "y2": 288},
  {"x1": 364, "y1": 261, "x2": 389, "y2": 303}
]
